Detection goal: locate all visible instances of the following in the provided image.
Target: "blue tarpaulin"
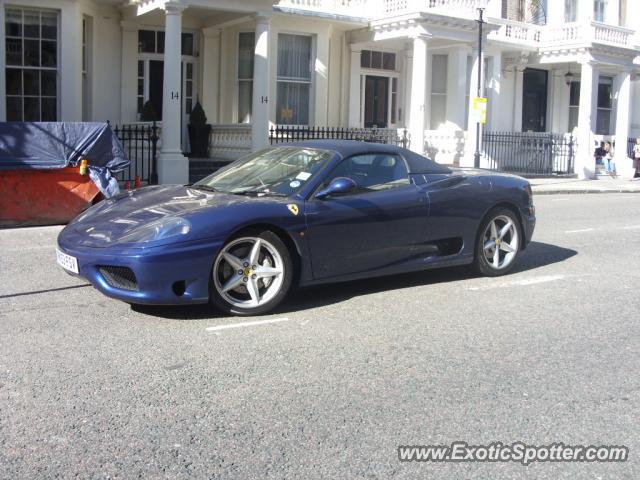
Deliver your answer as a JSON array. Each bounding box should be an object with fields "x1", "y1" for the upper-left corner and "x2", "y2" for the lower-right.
[{"x1": 0, "y1": 122, "x2": 130, "y2": 197}]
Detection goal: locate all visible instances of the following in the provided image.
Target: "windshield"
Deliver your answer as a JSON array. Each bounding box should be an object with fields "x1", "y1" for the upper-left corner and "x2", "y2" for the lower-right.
[{"x1": 193, "y1": 147, "x2": 335, "y2": 197}]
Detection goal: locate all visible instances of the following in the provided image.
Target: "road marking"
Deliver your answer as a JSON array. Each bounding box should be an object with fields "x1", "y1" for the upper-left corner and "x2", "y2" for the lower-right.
[
  {"x1": 206, "y1": 317, "x2": 290, "y2": 332},
  {"x1": 469, "y1": 275, "x2": 566, "y2": 291},
  {"x1": 565, "y1": 228, "x2": 595, "y2": 234},
  {"x1": 552, "y1": 198, "x2": 570, "y2": 202},
  {"x1": 622, "y1": 225, "x2": 640, "y2": 230}
]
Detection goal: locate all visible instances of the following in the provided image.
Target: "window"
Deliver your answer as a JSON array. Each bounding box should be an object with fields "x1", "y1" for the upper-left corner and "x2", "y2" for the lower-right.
[
  {"x1": 391, "y1": 77, "x2": 398, "y2": 124},
  {"x1": 276, "y1": 33, "x2": 312, "y2": 125},
  {"x1": 184, "y1": 62, "x2": 193, "y2": 115},
  {"x1": 594, "y1": 0, "x2": 607, "y2": 22},
  {"x1": 568, "y1": 80, "x2": 580, "y2": 131},
  {"x1": 138, "y1": 29, "x2": 194, "y2": 55},
  {"x1": 596, "y1": 77, "x2": 613, "y2": 135},
  {"x1": 430, "y1": 54, "x2": 447, "y2": 129},
  {"x1": 137, "y1": 60, "x2": 145, "y2": 115},
  {"x1": 237, "y1": 32, "x2": 254, "y2": 123},
  {"x1": 361, "y1": 50, "x2": 396, "y2": 71},
  {"x1": 5, "y1": 8, "x2": 58, "y2": 121},
  {"x1": 565, "y1": 0, "x2": 577, "y2": 22},
  {"x1": 321, "y1": 154, "x2": 409, "y2": 193}
]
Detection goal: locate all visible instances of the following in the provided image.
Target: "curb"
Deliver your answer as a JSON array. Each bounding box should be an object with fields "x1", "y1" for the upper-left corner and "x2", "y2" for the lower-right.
[{"x1": 532, "y1": 188, "x2": 640, "y2": 195}]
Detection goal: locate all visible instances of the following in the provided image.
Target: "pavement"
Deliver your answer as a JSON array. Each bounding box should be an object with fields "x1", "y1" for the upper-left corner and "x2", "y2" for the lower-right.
[
  {"x1": 1, "y1": 195, "x2": 639, "y2": 479},
  {"x1": 530, "y1": 175, "x2": 640, "y2": 194}
]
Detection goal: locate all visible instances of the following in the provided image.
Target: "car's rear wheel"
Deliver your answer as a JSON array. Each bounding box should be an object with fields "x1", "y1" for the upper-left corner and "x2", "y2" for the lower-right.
[
  {"x1": 474, "y1": 208, "x2": 521, "y2": 276},
  {"x1": 210, "y1": 231, "x2": 292, "y2": 316}
]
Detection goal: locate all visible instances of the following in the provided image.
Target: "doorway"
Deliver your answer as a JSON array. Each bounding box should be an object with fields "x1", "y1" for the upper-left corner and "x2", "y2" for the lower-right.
[
  {"x1": 522, "y1": 68, "x2": 548, "y2": 132},
  {"x1": 364, "y1": 76, "x2": 389, "y2": 128}
]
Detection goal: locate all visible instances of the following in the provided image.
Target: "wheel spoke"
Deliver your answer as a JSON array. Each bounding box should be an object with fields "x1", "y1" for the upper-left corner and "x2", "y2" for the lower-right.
[
  {"x1": 490, "y1": 221, "x2": 498, "y2": 239},
  {"x1": 246, "y1": 278, "x2": 260, "y2": 305},
  {"x1": 500, "y1": 241, "x2": 516, "y2": 253},
  {"x1": 221, "y1": 274, "x2": 244, "y2": 293},
  {"x1": 254, "y1": 265, "x2": 282, "y2": 279},
  {"x1": 249, "y1": 238, "x2": 262, "y2": 265},
  {"x1": 498, "y1": 220, "x2": 513, "y2": 240},
  {"x1": 492, "y1": 247, "x2": 500, "y2": 268},
  {"x1": 484, "y1": 239, "x2": 496, "y2": 251},
  {"x1": 222, "y1": 252, "x2": 243, "y2": 270}
]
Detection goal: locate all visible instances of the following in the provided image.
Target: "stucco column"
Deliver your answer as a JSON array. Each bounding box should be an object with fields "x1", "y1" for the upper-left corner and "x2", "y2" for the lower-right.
[
  {"x1": 446, "y1": 47, "x2": 468, "y2": 131},
  {"x1": 251, "y1": 13, "x2": 271, "y2": 151},
  {"x1": 408, "y1": 35, "x2": 428, "y2": 154},
  {"x1": 463, "y1": 48, "x2": 483, "y2": 167},
  {"x1": 120, "y1": 22, "x2": 138, "y2": 123},
  {"x1": 158, "y1": 1, "x2": 188, "y2": 184},
  {"x1": 202, "y1": 27, "x2": 221, "y2": 125},
  {"x1": 348, "y1": 47, "x2": 362, "y2": 127},
  {"x1": 575, "y1": 60, "x2": 598, "y2": 179},
  {"x1": 513, "y1": 67, "x2": 524, "y2": 132},
  {"x1": 614, "y1": 69, "x2": 632, "y2": 174},
  {"x1": 314, "y1": 24, "x2": 331, "y2": 126},
  {"x1": 59, "y1": 2, "x2": 82, "y2": 120}
]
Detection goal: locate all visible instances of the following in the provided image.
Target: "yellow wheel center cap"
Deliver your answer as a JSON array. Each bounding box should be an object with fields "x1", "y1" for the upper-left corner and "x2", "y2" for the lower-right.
[
  {"x1": 495, "y1": 239, "x2": 501, "y2": 246},
  {"x1": 244, "y1": 267, "x2": 253, "y2": 276}
]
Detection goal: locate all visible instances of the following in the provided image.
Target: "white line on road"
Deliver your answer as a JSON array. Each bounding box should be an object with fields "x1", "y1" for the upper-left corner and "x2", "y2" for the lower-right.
[
  {"x1": 552, "y1": 198, "x2": 570, "y2": 201},
  {"x1": 206, "y1": 317, "x2": 290, "y2": 332},
  {"x1": 469, "y1": 275, "x2": 566, "y2": 291},
  {"x1": 565, "y1": 228, "x2": 595, "y2": 234}
]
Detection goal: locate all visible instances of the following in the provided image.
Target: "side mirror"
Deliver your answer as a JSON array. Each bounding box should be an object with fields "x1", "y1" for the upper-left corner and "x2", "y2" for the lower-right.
[{"x1": 315, "y1": 177, "x2": 357, "y2": 199}]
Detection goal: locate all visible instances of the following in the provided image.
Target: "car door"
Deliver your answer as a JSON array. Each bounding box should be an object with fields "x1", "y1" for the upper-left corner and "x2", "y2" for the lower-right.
[{"x1": 304, "y1": 153, "x2": 429, "y2": 280}]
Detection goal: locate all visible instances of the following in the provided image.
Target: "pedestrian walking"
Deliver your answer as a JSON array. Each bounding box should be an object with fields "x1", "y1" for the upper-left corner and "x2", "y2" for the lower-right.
[{"x1": 632, "y1": 138, "x2": 640, "y2": 181}]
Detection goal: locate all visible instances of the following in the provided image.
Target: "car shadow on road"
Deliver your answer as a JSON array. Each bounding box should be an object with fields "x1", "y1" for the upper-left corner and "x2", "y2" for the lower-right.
[{"x1": 131, "y1": 241, "x2": 576, "y2": 320}]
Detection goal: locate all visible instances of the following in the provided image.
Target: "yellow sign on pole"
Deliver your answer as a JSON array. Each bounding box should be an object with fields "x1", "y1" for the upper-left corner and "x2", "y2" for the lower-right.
[{"x1": 472, "y1": 97, "x2": 488, "y2": 125}]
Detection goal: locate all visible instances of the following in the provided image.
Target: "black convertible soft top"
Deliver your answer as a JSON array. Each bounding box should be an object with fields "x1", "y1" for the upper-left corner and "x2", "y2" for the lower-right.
[{"x1": 281, "y1": 139, "x2": 452, "y2": 175}]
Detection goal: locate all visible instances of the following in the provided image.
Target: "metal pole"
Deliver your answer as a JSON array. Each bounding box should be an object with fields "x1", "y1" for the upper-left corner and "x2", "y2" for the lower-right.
[{"x1": 474, "y1": 8, "x2": 485, "y2": 169}]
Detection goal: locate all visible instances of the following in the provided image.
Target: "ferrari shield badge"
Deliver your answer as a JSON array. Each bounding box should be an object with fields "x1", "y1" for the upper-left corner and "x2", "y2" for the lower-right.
[{"x1": 287, "y1": 204, "x2": 299, "y2": 216}]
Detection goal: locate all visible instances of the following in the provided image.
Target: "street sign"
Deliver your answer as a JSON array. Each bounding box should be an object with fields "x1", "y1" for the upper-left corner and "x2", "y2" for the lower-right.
[{"x1": 473, "y1": 97, "x2": 488, "y2": 125}]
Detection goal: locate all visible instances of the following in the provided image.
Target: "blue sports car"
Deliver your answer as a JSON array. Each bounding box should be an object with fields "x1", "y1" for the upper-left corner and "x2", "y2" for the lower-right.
[{"x1": 56, "y1": 140, "x2": 535, "y2": 316}]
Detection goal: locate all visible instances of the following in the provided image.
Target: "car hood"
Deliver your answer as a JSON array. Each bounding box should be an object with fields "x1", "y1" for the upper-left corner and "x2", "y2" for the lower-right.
[{"x1": 65, "y1": 185, "x2": 265, "y2": 248}]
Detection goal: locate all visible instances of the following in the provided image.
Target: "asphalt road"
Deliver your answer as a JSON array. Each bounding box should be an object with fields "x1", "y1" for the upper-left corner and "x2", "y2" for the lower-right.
[{"x1": 1, "y1": 194, "x2": 639, "y2": 479}]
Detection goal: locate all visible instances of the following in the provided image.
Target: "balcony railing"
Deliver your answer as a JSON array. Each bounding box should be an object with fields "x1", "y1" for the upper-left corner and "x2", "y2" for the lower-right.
[
  {"x1": 383, "y1": 0, "x2": 489, "y2": 18},
  {"x1": 274, "y1": 0, "x2": 373, "y2": 18}
]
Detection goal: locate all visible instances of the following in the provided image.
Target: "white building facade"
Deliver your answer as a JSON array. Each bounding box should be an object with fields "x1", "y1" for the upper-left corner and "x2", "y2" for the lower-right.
[{"x1": 1, "y1": 0, "x2": 639, "y2": 182}]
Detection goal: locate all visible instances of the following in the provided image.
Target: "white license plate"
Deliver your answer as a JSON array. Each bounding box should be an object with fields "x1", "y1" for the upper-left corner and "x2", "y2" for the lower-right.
[{"x1": 56, "y1": 248, "x2": 79, "y2": 274}]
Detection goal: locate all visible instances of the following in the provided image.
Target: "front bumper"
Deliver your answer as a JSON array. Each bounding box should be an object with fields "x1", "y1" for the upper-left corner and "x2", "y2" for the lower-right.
[
  {"x1": 56, "y1": 238, "x2": 223, "y2": 305},
  {"x1": 521, "y1": 205, "x2": 536, "y2": 247}
]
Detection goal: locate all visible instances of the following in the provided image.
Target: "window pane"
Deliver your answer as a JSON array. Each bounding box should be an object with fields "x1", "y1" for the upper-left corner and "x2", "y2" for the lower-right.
[
  {"x1": 430, "y1": 95, "x2": 447, "y2": 129},
  {"x1": 138, "y1": 60, "x2": 144, "y2": 77},
  {"x1": 360, "y1": 50, "x2": 371, "y2": 69},
  {"x1": 6, "y1": 38, "x2": 22, "y2": 65},
  {"x1": 138, "y1": 30, "x2": 155, "y2": 53},
  {"x1": 431, "y1": 54, "x2": 447, "y2": 93},
  {"x1": 137, "y1": 96, "x2": 143, "y2": 114},
  {"x1": 383, "y1": 52, "x2": 395, "y2": 70},
  {"x1": 138, "y1": 78, "x2": 144, "y2": 96},
  {"x1": 24, "y1": 69, "x2": 39, "y2": 95},
  {"x1": 6, "y1": 9, "x2": 22, "y2": 37},
  {"x1": 41, "y1": 70, "x2": 56, "y2": 96},
  {"x1": 24, "y1": 97, "x2": 40, "y2": 121},
  {"x1": 181, "y1": 33, "x2": 193, "y2": 56},
  {"x1": 371, "y1": 50, "x2": 382, "y2": 69},
  {"x1": 238, "y1": 32, "x2": 255, "y2": 79},
  {"x1": 597, "y1": 82, "x2": 612, "y2": 108},
  {"x1": 6, "y1": 69, "x2": 22, "y2": 95},
  {"x1": 277, "y1": 82, "x2": 309, "y2": 124},
  {"x1": 41, "y1": 40, "x2": 56, "y2": 67},
  {"x1": 569, "y1": 81, "x2": 580, "y2": 105},
  {"x1": 277, "y1": 34, "x2": 311, "y2": 80},
  {"x1": 596, "y1": 108, "x2": 610, "y2": 134},
  {"x1": 6, "y1": 97, "x2": 22, "y2": 121},
  {"x1": 41, "y1": 12, "x2": 57, "y2": 39},
  {"x1": 186, "y1": 80, "x2": 192, "y2": 98},
  {"x1": 186, "y1": 62, "x2": 193, "y2": 80},
  {"x1": 185, "y1": 98, "x2": 192, "y2": 115},
  {"x1": 41, "y1": 97, "x2": 57, "y2": 121},
  {"x1": 238, "y1": 81, "x2": 253, "y2": 123},
  {"x1": 24, "y1": 39, "x2": 40, "y2": 66},
  {"x1": 157, "y1": 31, "x2": 165, "y2": 54},
  {"x1": 23, "y1": 12, "x2": 39, "y2": 38},
  {"x1": 568, "y1": 106, "x2": 579, "y2": 131}
]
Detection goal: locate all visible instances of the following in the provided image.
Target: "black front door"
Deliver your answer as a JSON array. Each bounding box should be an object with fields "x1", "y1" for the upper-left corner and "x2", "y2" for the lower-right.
[
  {"x1": 522, "y1": 68, "x2": 548, "y2": 132},
  {"x1": 149, "y1": 60, "x2": 164, "y2": 121},
  {"x1": 364, "y1": 76, "x2": 389, "y2": 128}
]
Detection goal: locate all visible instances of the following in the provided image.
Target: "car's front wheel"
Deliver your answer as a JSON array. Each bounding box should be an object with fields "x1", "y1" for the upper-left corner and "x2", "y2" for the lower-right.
[
  {"x1": 474, "y1": 208, "x2": 521, "y2": 276},
  {"x1": 210, "y1": 231, "x2": 293, "y2": 316}
]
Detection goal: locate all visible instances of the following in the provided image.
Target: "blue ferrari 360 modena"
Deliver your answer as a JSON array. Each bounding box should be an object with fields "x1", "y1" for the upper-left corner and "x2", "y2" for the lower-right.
[{"x1": 56, "y1": 140, "x2": 535, "y2": 316}]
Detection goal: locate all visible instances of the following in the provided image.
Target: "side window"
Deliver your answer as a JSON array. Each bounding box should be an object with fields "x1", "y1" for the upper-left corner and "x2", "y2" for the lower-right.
[{"x1": 322, "y1": 154, "x2": 409, "y2": 193}]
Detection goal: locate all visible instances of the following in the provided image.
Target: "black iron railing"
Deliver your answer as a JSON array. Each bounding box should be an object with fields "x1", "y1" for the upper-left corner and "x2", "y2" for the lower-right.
[
  {"x1": 482, "y1": 131, "x2": 575, "y2": 175},
  {"x1": 110, "y1": 122, "x2": 159, "y2": 184},
  {"x1": 628, "y1": 137, "x2": 637, "y2": 158},
  {"x1": 269, "y1": 125, "x2": 409, "y2": 149}
]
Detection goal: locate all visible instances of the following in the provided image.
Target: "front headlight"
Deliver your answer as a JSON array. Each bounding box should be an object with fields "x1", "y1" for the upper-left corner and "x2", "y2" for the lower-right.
[{"x1": 116, "y1": 217, "x2": 191, "y2": 244}]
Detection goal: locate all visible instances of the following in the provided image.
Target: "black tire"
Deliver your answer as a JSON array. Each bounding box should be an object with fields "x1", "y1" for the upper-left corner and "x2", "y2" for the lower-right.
[
  {"x1": 473, "y1": 207, "x2": 522, "y2": 277},
  {"x1": 210, "y1": 230, "x2": 293, "y2": 316}
]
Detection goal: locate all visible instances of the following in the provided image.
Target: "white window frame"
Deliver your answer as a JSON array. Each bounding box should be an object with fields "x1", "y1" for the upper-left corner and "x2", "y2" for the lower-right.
[
  {"x1": 430, "y1": 54, "x2": 448, "y2": 130},
  {"x1": 236, "y1": 30, "x2": 254, "y2": 124},
  {"x1": 276, "y1": 31, "x2": 315, "y2": 126},
  {"x1": 594, "y1": 0, "x2": 607, "y2": 22},
  {"x1": 568, "y1": 80, "x2": 580, "y2": 132},
  {"x1": 596, "y1": 76, "x2": 613, "y2": 135},
  {"x1": 359, "y1": 47, "x2": 400, "y2": 128},
  {"x1": 4, "y1": 7, "x2": 60, "y2": 122}
]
